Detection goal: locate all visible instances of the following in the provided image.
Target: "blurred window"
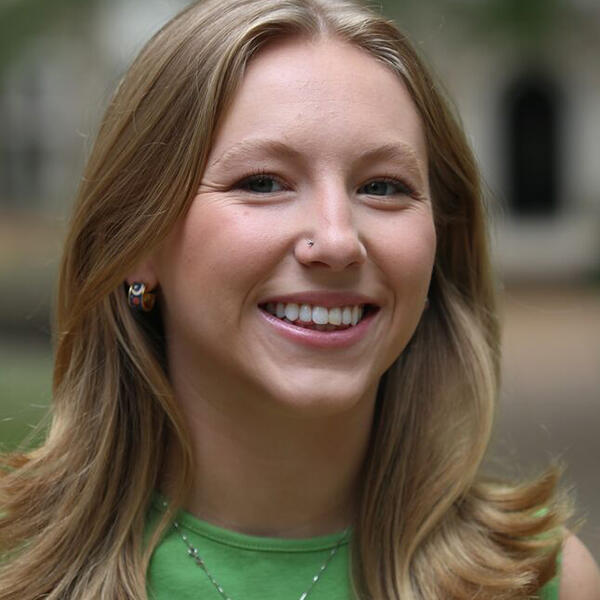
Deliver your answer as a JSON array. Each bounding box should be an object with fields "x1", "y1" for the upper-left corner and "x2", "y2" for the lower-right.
[{"x1": 0, "y1": 67, "x2": 43, "y2": 209}]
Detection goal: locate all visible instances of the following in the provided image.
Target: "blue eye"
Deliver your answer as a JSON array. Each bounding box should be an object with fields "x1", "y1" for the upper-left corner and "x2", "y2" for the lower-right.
[
  {"x1": 235, "y1": 173, "x2": 413, "y2": 197},
  {"x1": 359, "y1": 179, "x2": 412, "y2": 196},
  {"x1": 239, "y1": 175, "x2": 285, "y2": 194}
]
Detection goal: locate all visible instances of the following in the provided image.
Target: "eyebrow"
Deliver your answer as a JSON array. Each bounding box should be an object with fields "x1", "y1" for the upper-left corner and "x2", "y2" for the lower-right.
[
  {"x1": 207, "y1": 137, "x2": 426, "y2": 184},
  {"x1": 207, "y1": 139, "x2": 303, "y2": 170},
  {"x1": 353, "y1": 142, "x2": 425, "y2": 183}
]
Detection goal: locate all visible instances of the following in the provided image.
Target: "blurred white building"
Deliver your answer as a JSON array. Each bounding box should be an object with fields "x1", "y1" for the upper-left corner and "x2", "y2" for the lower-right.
[{"x1": 406, "y1": 1, "x2": 600, "y2": 283}]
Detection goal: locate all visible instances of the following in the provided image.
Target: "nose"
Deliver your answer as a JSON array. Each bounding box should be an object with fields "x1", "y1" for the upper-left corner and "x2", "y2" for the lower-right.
[{"x1": 294, "y1": 186, "x2": 367, "y2": 271}]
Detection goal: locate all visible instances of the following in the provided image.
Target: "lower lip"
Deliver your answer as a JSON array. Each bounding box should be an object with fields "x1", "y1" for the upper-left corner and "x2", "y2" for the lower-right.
[{"x1": 258, "y1": 308, "x2": 378, "y2": 349}]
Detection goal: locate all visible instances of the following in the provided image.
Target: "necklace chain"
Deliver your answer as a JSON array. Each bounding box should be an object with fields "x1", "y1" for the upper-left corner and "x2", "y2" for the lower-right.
[{"x1": 164, "y1": 501, "x2": 349, "y2": 600}]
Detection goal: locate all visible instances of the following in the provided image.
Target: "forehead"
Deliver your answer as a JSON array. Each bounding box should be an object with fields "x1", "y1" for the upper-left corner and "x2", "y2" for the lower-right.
[{"x1": 208, "y1": 36, "x2": 427, "y2": 170}]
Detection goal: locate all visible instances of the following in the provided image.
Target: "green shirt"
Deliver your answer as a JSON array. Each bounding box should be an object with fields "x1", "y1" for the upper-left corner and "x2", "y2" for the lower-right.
[{"x1": 146, "y1": 496, "x2": 559, "y2": 600}]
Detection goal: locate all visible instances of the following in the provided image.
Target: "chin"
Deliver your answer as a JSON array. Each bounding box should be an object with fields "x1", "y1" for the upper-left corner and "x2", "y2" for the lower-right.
[{"x1": 262, "y1": 373, "x2": 378, "y2": 418}]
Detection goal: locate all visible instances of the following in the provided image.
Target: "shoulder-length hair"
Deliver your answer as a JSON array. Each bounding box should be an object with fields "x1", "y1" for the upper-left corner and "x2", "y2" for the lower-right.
[{"x1": 0, "y1": 0, "x2": 569, "y2": 598}]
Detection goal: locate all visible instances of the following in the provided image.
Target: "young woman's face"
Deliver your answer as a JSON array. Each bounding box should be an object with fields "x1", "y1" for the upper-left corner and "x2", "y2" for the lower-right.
[{"x1": 151, "y1": 37, "x2": 436, "y2": 415}]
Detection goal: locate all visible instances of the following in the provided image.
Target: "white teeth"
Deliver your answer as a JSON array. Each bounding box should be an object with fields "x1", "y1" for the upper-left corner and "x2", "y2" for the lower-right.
[
  {"x1": 328, "y1": 307, "x2": 342, "y2": 325},
  {"x1": 263, "y1": 301, "x2": 371, "y2": 328},
  {"x1": 276, "y1": 302, "x2": 286, "y2": 318},
  {"x1": 299, "y1": 303, "x2": 312, "y2": 322},
  {"x1": 312, "y1": 306, "x2": 329, "y2": 325},
  {"x1": 342, "y1": 306, "x2": 352, "y2": 325},
  {"x1": 284, "y1": 303, "x2": 299, "y2": 321}
]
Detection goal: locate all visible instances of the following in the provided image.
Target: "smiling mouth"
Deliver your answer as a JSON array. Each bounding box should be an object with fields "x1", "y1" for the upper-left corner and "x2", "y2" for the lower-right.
[{"x1": 258, "y1": 302, "x2": 378, "y2": 331}]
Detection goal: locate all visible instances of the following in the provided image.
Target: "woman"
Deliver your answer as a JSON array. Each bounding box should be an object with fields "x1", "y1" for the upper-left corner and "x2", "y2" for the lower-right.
[{"x1": 1, "y1": 0, "x2": 599, "y2": 598}]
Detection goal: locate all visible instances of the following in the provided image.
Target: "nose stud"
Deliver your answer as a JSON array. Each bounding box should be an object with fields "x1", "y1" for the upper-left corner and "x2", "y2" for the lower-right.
[{"x1": 307, "y1": 239, "x2": 314, "y2": 247}]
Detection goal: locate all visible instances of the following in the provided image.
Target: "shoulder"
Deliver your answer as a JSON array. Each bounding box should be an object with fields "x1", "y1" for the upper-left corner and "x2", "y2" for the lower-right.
[{"x1": 559, "y1": 533, "x2": 600, "y2": 600}]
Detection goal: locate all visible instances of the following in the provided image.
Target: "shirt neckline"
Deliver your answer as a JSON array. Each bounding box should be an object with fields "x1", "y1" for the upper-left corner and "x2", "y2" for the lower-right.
[{"x1": 151, "y1": 491, "x2": 352, "y2": 553}]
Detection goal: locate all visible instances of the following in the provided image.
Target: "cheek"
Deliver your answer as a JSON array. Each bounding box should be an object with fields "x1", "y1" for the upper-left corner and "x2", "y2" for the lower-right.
[
  {"x1": 378, "y1": 213, "x2": 435, "y2": 360},
  {"x1": 374, "y1": 210, "x2": 436, "y2": 287},
  {"x1": 158, "y1": 204, "x2": 285, "y2": 309}
]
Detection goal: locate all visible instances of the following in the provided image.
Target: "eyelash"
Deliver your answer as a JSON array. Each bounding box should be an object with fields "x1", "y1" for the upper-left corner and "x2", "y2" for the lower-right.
[
  {"x1": 364, "y1": 176, "x2": 416, "y2": 198},
  {"x1": 236, "y1": 169, "x2": 287, "y2": 192},
  {"x1": 236, "y1": 168, "x2": 416, "y2": 197}
]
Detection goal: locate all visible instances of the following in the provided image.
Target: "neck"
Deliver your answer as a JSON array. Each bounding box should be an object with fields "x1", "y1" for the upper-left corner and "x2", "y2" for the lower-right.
[{"x1": 161, "y1": 369, "x2": 376, "y2": 538}]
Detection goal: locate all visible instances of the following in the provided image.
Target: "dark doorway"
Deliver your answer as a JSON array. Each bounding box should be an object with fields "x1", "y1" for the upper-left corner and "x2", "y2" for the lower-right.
[{"x1": 504, "y1": 71, "x2": 562, "y2": 217}]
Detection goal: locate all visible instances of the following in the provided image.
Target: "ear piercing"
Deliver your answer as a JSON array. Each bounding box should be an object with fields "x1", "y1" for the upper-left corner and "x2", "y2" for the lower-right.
[{"x1": 128, "y1": 282, "x2": 156, "y2": 312}]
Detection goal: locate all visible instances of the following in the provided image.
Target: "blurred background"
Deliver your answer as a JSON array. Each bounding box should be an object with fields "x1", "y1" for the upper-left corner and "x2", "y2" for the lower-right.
[{"x1": 0, "y1": 0, "x2": 598, "y2": 559}]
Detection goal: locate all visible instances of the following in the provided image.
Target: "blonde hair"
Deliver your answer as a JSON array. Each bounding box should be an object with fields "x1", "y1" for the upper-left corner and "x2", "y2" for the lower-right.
[{"x1": 0, "y1": 0, "x2": 570, "y2": 598}]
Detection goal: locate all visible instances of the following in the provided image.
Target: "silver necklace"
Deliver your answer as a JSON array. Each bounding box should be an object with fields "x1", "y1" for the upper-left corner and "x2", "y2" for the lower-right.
[{"x1": 164, "y1": 501, "x2": 349, "y2": 600}]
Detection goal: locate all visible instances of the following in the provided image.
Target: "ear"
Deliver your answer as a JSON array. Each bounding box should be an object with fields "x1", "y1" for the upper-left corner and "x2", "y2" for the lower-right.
[{"x1": 125, "y1": 257, "x2": 159, "y2": 291}]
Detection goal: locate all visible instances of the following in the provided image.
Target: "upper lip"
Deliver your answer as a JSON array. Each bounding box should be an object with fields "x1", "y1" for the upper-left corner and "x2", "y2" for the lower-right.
[{"x1": 258, "y1": 291, "x2": 380, "y2": 308}]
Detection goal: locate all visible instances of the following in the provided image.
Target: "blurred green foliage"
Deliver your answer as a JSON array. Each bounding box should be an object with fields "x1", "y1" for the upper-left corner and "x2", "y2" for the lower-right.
[
  {"x1": 0, "y1": 0, "x2": 100, "y2": 75},
  {"x1": 385, "y1": 0, "x2": 566, "y2": 48},
  {"x1": 446, "y1": 0, "x2": 563, "y2": 46},
  {"x1": 0, "y1": 340, "x2": 52, "y2": 451}
]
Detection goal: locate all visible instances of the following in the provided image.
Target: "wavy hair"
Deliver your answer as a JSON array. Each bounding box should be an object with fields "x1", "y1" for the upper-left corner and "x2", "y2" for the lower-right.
[{"x1": 0, "y1": 0, "x2": 570, "y2": 598}]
